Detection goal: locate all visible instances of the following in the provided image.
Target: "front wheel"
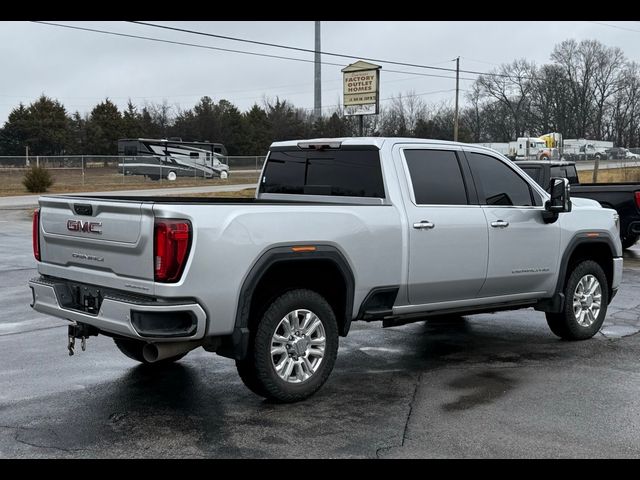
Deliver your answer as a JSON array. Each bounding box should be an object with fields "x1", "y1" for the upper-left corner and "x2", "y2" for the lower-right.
[
  {"x1": 167, "y1": 171, "x2": 177, "y2": 181},
  {"x1": 622, "y1": 234, "x2": 639, "y2": 250},
  {"x1": 546, "y1": 260, "x2": 609, "y2": 340},
  {"x1": 236, "y1": 289, "x2": 339, "y2": 402}
]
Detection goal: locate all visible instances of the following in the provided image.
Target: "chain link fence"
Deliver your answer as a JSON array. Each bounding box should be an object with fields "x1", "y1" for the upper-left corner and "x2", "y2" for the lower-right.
[{"x1": 0, "y1": 155, "x2": 265, "y2": 195}]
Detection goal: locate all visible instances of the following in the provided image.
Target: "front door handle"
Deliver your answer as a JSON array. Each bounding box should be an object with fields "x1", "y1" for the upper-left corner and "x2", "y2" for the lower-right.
[
  {"x1": 491, "y1": 220, "x2": 509, "y2": 228},
  {"x1": 413, "y1": 220, "x2": 435, "y2": 230}
]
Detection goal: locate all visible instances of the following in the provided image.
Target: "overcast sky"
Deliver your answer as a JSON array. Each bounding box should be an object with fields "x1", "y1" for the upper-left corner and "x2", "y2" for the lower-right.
[{"x1": 1, "y1": 21, "x2": 640, "y2": 124}]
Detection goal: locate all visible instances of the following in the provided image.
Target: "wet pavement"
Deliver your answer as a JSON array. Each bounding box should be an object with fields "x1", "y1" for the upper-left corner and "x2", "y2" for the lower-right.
[{"x1": 1, "y1": 208, "x2": 639, "y2": 458}]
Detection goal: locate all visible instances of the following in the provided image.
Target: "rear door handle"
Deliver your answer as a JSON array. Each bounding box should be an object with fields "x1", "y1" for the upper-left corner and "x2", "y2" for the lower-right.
[
  {"x1": 413, "y1": 221, "x2": 435, "y2": 230},
  {"x1": 491, "y1": 220, "x2": 509, "y2": 228}
]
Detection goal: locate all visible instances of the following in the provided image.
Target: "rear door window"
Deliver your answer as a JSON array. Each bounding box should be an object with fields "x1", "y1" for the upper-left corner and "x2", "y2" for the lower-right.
[
  {"x1": 403, "y1": 150, "x2": 468, "y2": 205},
  {"x1": 261, "y1": 149, "x2": 385, "y2": 198}
]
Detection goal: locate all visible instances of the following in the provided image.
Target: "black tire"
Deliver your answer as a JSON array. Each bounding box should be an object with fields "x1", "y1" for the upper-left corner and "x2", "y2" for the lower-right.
[
  {"x1": 622, "y1": 234, "x2": 639, "y2": 250},
  {"x1": 113, "y1": 338, "x2": 188, "y2": 365},
  {"x1": 236, "y1": 289, "x2": 339, "y2": 403},
  {"x1": 148, "y1": 175, "x2": 160, "y2": 181},
  {"x1": 545, "y1": 260, "x2": 609, "y2": 340}
]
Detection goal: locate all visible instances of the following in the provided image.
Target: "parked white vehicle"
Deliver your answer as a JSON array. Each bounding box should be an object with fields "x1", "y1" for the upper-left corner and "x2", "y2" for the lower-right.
[{"x1": 29, "y1": 137, "x2": 623, "y2": 402}]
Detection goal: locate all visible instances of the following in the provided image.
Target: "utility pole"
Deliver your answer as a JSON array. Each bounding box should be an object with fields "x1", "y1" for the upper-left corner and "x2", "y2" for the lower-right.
[
  {"x1": 25, "y1": 145, "x2": 29, "y2": 167},
  {"x1": 314, "y1": 21, "x2": 322, "y2": 119},
  {"x1": 453, "y1": 56, "x2": 460, "y2": 142}
]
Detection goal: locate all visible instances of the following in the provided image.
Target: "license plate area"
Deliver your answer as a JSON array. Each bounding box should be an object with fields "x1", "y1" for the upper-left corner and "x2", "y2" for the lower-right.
[{"x1": 53, "y1": 282, "x2": 104, "y2": 315}]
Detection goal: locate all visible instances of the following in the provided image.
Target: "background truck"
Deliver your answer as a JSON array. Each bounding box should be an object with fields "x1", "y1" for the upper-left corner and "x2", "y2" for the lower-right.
[
  {"x1": 29, "y1": 138, "x2": 622, "y2": 402},
  {"x1": 516, "y1": 160, "x2": 640, "y2": 249},
  {"x1": 563, "y1": 139, "x2": 613, "y2": 162},
  {"x1": 473, "y1": 132, "x2": 563, "y2": 161}
]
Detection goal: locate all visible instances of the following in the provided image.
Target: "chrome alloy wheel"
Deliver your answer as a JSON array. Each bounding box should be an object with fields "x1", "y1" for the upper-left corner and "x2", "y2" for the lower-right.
[
  {"x1": 573, "y1": 274, "x2": 602, "y2": 327},
  {"x1": 270, "y1": 309, "x2": 326, "y2": 383}
]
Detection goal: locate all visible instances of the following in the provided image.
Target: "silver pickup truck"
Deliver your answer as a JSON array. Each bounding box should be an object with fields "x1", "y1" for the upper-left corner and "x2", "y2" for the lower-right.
[{"x1": 29, "y1": 138, "x2": 623, "y2": 402}]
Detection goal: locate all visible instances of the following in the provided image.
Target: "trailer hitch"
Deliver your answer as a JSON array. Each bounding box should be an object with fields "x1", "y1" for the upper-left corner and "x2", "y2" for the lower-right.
[{"x1": 67, "y1": 323, "x2": 99, "y2": 356}]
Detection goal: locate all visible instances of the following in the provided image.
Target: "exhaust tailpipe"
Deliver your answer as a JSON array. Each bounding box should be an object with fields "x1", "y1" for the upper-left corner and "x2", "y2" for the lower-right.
[{"x1": 142, "y1": 341, "x2": 202, "y2": 363}]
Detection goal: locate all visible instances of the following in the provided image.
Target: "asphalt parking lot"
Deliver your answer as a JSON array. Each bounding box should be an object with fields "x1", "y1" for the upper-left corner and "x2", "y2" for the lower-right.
[{"x1": 1, "y1": 208, "x2": 640, "y2": 458}]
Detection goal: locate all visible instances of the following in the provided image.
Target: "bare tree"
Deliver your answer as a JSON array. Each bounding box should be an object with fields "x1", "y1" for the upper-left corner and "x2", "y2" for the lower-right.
[
  {"x1": 529, "y1": 64, "x2": 574, "y2": 136},
  {"x1": 551, "y1": 39, "x2": 601, "y2": 138},
  {"x1": 464, "y1": 82, "x2": 486, "y2": 142},
  {"x1": 379, "y1": 91, "x2": 428, "y2": 136},
  {"x1": 476, "y1": 59, "x2": 536, "y2": 138},
  {"x1": 144, "y1": 100, "x2": 173, "y2": 137},
  {"x1": 592, "y1": 44, "x2": 625, "y2": 140},
  {"x1": 610, "y1": 62, "x2": 640, "y2": 147}
]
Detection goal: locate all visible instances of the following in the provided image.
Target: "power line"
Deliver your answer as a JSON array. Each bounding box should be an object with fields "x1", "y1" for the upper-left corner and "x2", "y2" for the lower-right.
[
  {"x1": 32, "y1": 21, "x2": 477, "y2": 82},
  {"x1": 461, "y1": 56, "x2": 501, "y2": 67},
  {"x1": 130, "y1": 21, "x2": 514, "y2": 79},
  {"x1": 588, "y1": 21, "x2": 640, "y2": 34}
]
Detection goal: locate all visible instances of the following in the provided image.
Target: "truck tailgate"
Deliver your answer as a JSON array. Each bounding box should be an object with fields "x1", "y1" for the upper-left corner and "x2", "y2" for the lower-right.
[{"x1": 37, "y1": 196, "x2": 155, "y2": 290}]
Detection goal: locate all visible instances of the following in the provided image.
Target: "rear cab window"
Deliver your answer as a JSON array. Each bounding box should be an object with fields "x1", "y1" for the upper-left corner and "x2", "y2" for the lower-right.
[
  {"x1": 260, "y1": 148, "x2": 385, "y2": 198},
  {"x1": 520, "y1": 166, "x2": 543, "y2": 186},
  {"x1": 550, "y1": 165, "x2": 579, "y2": 185}
]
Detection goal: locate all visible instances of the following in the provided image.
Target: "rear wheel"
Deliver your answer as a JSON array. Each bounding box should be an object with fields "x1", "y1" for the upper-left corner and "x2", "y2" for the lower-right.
[
  {"x1": 546, "y1": 260, "x2": 609, "y2": 340},
  {"x1": 167, "y1": 171, "x2": 177, "y2": 181},
  {"x1": 236, "y1": 289, "x2": 339, "y2": 402},
  {"x1": 113, "y1": 338, "x2": 188, "y2": 365},
  {"x1": 622, "y1": 234, "x2": 639, "y2": 250}
]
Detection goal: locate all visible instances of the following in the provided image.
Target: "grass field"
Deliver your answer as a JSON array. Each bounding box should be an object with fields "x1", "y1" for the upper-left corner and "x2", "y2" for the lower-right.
[
  {"x1": 578, "y1": 166, "x2": 640, "y2": 183},
  {"x1": 0, "y1": 167, "x2": 259, "y2": 196}
]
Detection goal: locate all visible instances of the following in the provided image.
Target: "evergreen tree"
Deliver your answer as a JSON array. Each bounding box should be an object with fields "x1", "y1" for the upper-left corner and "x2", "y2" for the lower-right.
[{"x1": 87, "y1": 99, "x2": 123, "y2": 154}]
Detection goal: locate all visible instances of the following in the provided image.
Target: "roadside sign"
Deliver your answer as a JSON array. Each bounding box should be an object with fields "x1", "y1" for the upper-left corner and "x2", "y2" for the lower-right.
[{"x1": 342, "y1": 61, "x2": 381, "y2": 116}]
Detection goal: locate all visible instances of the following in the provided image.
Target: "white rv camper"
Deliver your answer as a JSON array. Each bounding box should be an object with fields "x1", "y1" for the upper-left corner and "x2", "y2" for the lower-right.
[{"x1": 117, "y1": 138, "x2": 230, "y2": 181}]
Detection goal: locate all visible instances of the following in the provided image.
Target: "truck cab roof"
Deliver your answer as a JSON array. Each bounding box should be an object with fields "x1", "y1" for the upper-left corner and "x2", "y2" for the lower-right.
[{"x1": 269, "y1": 137, "x2": 504, "y2": 155}]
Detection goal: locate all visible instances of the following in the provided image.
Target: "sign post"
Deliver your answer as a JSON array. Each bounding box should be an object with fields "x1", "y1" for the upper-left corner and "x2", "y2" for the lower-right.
[{"x1": 342, "y1": 61, "x2": 381, "y2": 136}]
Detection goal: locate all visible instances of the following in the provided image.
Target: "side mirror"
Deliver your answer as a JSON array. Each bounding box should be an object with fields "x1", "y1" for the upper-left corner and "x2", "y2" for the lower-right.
[{"x1": 543, "y1": 177, "x2": 571, "y2": 222}]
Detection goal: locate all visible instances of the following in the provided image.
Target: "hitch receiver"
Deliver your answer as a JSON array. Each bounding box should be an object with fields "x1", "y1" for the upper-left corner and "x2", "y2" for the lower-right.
[{"x1": 67, "y1": 323, "x2": 99, "y2": 356}]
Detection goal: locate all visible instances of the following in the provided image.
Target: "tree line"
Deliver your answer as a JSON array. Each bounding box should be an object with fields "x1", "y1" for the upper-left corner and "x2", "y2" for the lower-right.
[{"x1": 1, "y1": 38, "x2": 638, "y2": 157}]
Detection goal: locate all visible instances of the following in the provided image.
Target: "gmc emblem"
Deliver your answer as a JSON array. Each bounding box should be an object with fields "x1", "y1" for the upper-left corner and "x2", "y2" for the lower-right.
[{"x1": 67, "y1": 219, "x2": 102, "y2": 234}]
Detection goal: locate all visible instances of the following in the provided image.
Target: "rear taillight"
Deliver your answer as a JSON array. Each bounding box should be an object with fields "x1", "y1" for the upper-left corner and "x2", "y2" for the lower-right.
[
  {"x1": 32, "y1": 208, "x2": 40, "y2": 261},
  {"x1": 635, "y1": 191, "x2": 640, "y2": 210},
  {"x1": 154, "y1": 219, "x2": 192, "y2": 283}
]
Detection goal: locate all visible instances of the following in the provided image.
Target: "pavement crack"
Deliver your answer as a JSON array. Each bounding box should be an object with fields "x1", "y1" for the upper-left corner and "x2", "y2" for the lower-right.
[
  {"x1": 375, "y1": 371, "x2": 422, "y2": 458},
  {"x1": 401, "y1": 372, "x2": 421, "y2": 447}
]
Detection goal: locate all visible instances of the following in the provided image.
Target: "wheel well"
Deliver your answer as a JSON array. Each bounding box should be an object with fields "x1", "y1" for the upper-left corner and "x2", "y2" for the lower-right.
[
  {"x1": 565, "y1": 242, "x2": 613, "y2": 295},
  {"x1": 248, "y1": 259, "x2": 350, "y2": 336}
]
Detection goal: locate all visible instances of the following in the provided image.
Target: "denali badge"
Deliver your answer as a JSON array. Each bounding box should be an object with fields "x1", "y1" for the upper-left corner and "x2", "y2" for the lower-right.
[
  {"x1": 67, "y1": 219, "x2": 102, "y2": 234},
  {"x1": 71, "y1": 252, "x2": 104, "y2": 262}
]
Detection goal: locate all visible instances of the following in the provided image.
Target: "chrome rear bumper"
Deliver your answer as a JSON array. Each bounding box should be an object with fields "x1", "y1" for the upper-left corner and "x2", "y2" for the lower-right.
[{"x1": 29, "y1": 276, "x2": 207, "y2": 342}]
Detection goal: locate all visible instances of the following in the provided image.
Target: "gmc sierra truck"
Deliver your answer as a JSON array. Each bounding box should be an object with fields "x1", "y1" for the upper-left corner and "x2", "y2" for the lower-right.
[
  {"x1": 516, "y1": 160, "x2": 640, "y2": 249},
  {"x1": 29, "y1": 138, "x2": 623, "y2": 402}
]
